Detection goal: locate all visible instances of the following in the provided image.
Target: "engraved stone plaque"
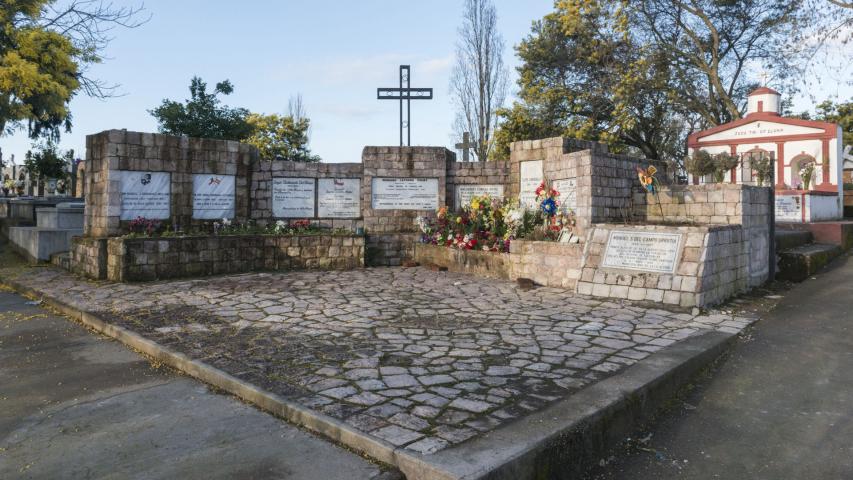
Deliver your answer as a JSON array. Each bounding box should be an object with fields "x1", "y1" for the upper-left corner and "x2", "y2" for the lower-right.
[
  {"x1": 371, "y1": 178, "x2": 438, "y2": 210},
  {"x1": 519, "y1": 160, "x2": 544, "y2": 210},
  {"x1": 455, "y1": 184, "x2": 504, "y2": 209},
  {"x1": 272, "y1": 178, "x2": 316, "y2": 218},
  {"x1": 775, "y1": 195, "x2": 802, "y2": 223},
  {"x1": 601, "y1": 230, "x2": 682, "y2": 273},
  {"x1": 118, "y1": 170, "x2": 170, "y2": 220},
  {"x1": 318, "y1": 178, "x2": 360, "y2": 218},
  {"x1": 192, "y1": 174, "x2": 235, "y2": 219}
]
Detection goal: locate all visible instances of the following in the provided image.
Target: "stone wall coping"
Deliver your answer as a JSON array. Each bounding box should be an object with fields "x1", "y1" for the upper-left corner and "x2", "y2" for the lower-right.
[{"x1": 592, "y1": 223, "x2": 740, "y2": 233}]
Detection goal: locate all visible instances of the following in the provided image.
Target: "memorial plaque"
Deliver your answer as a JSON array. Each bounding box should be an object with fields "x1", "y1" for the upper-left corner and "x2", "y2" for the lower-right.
[
  {"x1": 455, "y1": 184, "x2": 504, "y2": 209},
  {"x1": 118, "y1": 171, "x2": 170, "y2": 220},
  {"x1": 601, "y1": 230, "x2": 682, "y2": 273},
  {"x1": 272, "y1": 178, "x2": 315, "y2": 218},
  {"x1": 371, "y1": 178, "x2": 439, "y2": 210},
  {"x1": 552, "y1": 178, "x2": 577, "y2": 214},
  {"x1": 519, "y1": 160, "x2": 544, "y2": 209},
  {"x1": 192, "y1": 174, "x2": 235, "y2": 219},
  {"x1": 775, "y1": 195, "x2": 802, "y2": 223},
  {"x1": 318, "y1": 178, "x2": 360, "y2": 218}
]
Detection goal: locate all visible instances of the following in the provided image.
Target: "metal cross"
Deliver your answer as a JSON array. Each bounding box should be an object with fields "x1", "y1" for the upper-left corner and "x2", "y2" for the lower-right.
[
  {"x1": 760, "y1": 70, "x2": 769, "y2": 86},
  {"x1": 377, "y1": 65, "x2": 433, "y2": 147},
  {"x1": 455, "y1": 132, "x2": 475, "y2": 162}
]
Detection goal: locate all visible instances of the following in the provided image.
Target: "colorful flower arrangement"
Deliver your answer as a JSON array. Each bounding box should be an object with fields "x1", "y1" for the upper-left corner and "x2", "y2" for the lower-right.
[
  {"x1": 417, "y1": 192, "x2": 574, "y2": 253},
  {"x1": 536, "y1": 181, "x2": 560, "y2": 217},
  {"x1": 128, "y1": 216, "x2": 163, "y2": 236}
]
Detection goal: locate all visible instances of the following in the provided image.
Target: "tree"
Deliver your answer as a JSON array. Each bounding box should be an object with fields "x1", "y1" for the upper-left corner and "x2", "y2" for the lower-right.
[
  {"x1": 0, "y1": 0, "x2": 146, "y2": 140},
  {"x1": 450, "y1": 0, "x2": 509, "y2": 161},
  {"x1": 246, "y1": 112, "x2": 320, "y2": 162},
  {"x1": 635, "y1": 0, "x2": 802, "y2": 126},
  {"x1": 815, "y1": 99, "x2": 853, "y2": 147},
  {"x1": 493, "y1": 1, "x2": 691, "y2": 164},
  {"x1": 150, "y1": 77, "x2": 254, "y2": 141},
  {"x1": 24, "y1": 140, "x2": 69, "y2": 180}
]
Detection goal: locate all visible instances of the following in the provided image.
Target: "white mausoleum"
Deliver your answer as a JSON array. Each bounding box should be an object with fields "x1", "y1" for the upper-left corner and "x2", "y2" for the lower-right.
[{"x1": 688, "y1": 87, "x2": 845, "y2": 222}]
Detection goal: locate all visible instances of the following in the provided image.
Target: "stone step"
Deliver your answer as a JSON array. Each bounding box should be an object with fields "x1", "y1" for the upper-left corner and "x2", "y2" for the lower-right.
[
  {"x1": 776, "y1": 243, "x2": 842, "y2": 282},
  {"x1": 50, "y1": 252, "x2": 72, "y2": 271},
  {"x1": 775, "y1": 230, "x2": 813, "y2": 251}
]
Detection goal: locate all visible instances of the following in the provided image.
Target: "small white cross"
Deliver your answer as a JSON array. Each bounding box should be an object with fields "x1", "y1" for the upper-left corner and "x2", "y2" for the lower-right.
[{"x1": 760, "y1": 71, "x2": 769, "y2": 86}]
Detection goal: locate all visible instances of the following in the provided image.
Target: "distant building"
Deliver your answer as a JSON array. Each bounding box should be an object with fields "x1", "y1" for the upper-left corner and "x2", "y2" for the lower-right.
[{"x1": 688, "y1": 87, "x2": 845, "y2": 222}]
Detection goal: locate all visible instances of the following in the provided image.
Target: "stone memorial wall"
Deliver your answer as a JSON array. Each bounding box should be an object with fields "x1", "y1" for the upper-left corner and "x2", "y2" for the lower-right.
[
  {"x1": 251, "y1": 161, "x2": 364, "y2": 230},
  {"x1": 83, "y1": 130, "x2": 255, "y2": 237},
  {"x1": 446, "y1": 160, "x2": 510, "y2": 211},
  {"x1": 633, "y1": 183, "x2": 772, "y2": 287},
  {"x1": 361, "y1": 146, "x2": 452, "y2": 266},
  {"x1": 577, "y1": 223, "x2": 750, "y2": 308},
  {"x1": 507, "y1": 137, "x2": 668, "y2": 236}
]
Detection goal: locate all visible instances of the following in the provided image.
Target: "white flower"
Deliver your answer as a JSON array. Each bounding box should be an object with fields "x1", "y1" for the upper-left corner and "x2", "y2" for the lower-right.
[
  {"x1": 276, "y1": 220, "x2": 286, "y2": 228},
  {"x1": 222, "y1": 218, "x2": 231, "y2": 226}
]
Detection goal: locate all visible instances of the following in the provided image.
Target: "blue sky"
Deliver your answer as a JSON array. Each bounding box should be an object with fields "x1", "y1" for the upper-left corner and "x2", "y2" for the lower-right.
[{"x1": 1, "y1": 1, "x2": 851, "y2": 164}]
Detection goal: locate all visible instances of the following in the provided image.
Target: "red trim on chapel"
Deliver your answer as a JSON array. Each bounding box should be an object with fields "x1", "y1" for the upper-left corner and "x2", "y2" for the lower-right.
[{"x1": 687, "y1": 113, "x2": 838, "y2": 149}]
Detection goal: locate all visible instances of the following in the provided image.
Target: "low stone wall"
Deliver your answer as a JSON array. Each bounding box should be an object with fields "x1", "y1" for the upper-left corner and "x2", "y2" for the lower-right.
[
  {"x1": 413, "y1": 240, "x2": 583, "y2": 289},
  {"x1": 412, "y1": 243, "x2": 512, "y2": 279},
  {"x1": 70, "y1": 237, "x2": 108, "y2": 280},
  {"x1": 510, "y1": 240, "x2": 584, "y2": 289},
  {"x1": 105, "y1": 234, "x2": 364, "y2": 282},
  {"x1": 577, "y1": 224, "x2": 748, "y2": 308},
  {"x1": 634, "y1": 184, "x2": 772, "y2": 287}
]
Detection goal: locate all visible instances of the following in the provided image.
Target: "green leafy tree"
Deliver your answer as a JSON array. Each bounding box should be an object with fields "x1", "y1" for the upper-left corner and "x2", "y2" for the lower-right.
[
  {"x1": 0, "y1": 0, "x2": 145, "y2": 140},
  {"x1": 150, "y1": 77, "x2": 254, "y2": 141},
  {"x1": 493, "y1": 0, "x2": 689, "y2": 164},
  {"x1": 246, "y1": 112, "x2": 320, "y2": 162},
  {"x1": 23, "y1": 141, "x2": 69, "y2": 180},
  {"x1": 815, "y1": 99, "x2": 853, "y2": 147}
]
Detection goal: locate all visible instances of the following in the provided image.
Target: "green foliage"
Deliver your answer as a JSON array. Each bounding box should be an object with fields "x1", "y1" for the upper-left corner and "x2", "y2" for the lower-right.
[
  {"x1": 246, "y1": 113, "x2": 320, "y2": 162},
  {"x1": 815, "y1": 99, "x2": 853, "y2": 147},
  {"x1": 1, "y1": 0, "x2": 144, "y2": 140},
  {"x1": 23, "y1": 141, "x2": 70, "y2": 179},
  {"x1": 149, "y1": 77, "x2": 254, "y2": 141},
  {"x1": 492, "y1": 0, "x2": 687, "y2": 164},
  {"x1": 0, "y1": 1, "x2": 81, "y2": 139},
  {"x1": 684, "y1": 150, "x2": 717, "y2": 178}
]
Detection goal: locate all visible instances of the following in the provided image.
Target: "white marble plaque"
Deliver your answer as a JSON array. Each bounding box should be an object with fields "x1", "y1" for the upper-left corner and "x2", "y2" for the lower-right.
[
  {"x1": 318, "y1": 178, "x2": 360, "y2": 218},
  {"x1": 371, "y1": 178, "x2": 438, "y2": 210},
  {"x1": 192, "y1": 174, "x2": 235, "y2": 219},
  {"x1": 455, "y1": 184, "x2": 504, "y2": 209},
  {"x1": 272, "y1": 178, "x2": 315, "y2": 218},
  {"x1": 552, "y1": 178, "x2": 577, "y2": 214},
  {"x1": 601, "y1": 230, "x2": 682, "y2": 273},
  {"x1": 519, "y1": 160, "x2": 544, "y2": 209},
  {"x1": 775, "y1": 195, "x2": 803, "y2": 223},
  {"x1": 118, "y1": 171, "x2": 170, "y2": 220}
]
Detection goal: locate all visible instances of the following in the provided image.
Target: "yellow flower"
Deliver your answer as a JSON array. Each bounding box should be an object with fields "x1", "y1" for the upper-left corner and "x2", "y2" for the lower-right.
[
  {"x1": 456, "y1": 217, "x2": 462, "y2": 224},
  {"x1": 470, "y1": 198, "x2": 480, "y2": 211}
]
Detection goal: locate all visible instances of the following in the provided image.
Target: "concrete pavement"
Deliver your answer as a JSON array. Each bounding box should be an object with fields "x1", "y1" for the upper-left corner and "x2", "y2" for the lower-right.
[
  {"x1": 585, "y1": 252, "x2": 853, "y2": 480},
  {"x1": 0, "y1": 289, "x2": 393, "y2": 480}
]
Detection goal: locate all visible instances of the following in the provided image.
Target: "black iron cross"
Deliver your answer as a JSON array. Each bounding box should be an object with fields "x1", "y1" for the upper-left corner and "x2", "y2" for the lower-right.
[
  {"x1": 377, "y1": 65, "x2": 433, "y2": 147},
  {"x1": 455, "y1": 132, "x2": 475, "y2": 162}
]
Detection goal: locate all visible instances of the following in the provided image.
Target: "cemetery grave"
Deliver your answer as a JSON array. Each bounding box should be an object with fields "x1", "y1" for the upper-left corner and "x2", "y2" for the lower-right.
[{"x1": 0, "y1": 129, "x2": 788, "y2": 478}]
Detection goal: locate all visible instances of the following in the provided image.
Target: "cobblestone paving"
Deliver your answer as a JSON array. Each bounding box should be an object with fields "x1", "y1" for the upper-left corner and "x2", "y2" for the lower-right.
[{"x1": 6, "y1": 267, "x2": 757, "y2": 454}]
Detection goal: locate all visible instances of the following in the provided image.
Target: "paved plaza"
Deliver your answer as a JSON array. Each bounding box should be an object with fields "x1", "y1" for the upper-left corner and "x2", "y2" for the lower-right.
[{"x1": 5, "y1": 266, "x2": 756, "y2": 455}]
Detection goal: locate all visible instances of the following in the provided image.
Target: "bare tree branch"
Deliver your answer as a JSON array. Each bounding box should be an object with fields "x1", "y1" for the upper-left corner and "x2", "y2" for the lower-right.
[{"x1": 450, "y1": 0, "x2": 508, "y2": 161}]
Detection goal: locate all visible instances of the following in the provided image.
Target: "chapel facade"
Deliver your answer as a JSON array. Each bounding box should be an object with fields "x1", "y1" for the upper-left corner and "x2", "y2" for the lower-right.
[{"x1": 687, "y1": 87, "x2": 845, "y2": 222}]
